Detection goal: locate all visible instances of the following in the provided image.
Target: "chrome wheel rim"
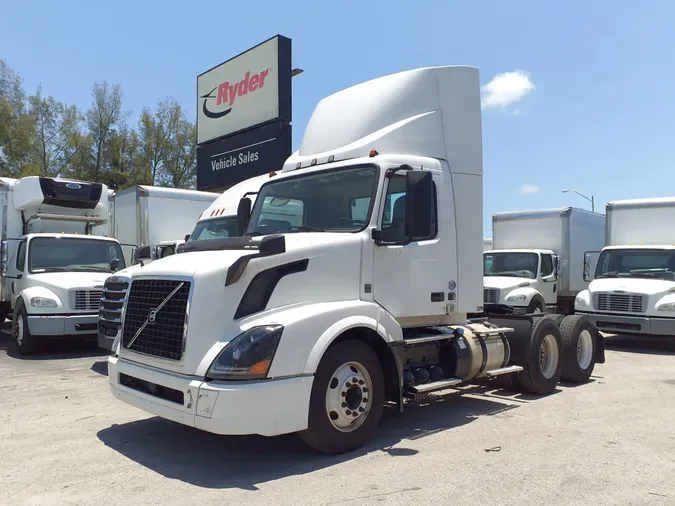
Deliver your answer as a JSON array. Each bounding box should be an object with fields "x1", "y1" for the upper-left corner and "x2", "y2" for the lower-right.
[
  {"x1": 539, "y1": 334, "x2": 559, "y2": 379},
  {"x1": 325, "y1": 361, "x2": 373, "y2": 432},
  {"x1": 577, "y1": 330, "x2": 593, "y2": 370}
]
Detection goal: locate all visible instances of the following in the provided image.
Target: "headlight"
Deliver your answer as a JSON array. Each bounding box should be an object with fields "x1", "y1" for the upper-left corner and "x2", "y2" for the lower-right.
[
  {"x1": 206, "y1": 325, "x2": 283, "y2": 380},
  {"x1": 658, "y1": 302, "x2": 675, "y2": 311},
  {"x1": 31, "y1": 296, "x2": 58, "y2": 308},
  {"x1": 575, "y1": 297, "x2": 587, "y2": 309},
  {"x1": 506, "y1": 294, "x2": 527, "y2": 303}
]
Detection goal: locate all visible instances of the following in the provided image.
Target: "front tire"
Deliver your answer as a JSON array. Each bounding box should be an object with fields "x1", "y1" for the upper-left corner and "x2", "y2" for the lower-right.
[
  {"x1": 299, "y1": 339, "x2": 385, "y2": 454},
  {"x1": 13, "y1": 304, "x2": 37, "y2": 356},
  {"x1": 559, "y1": 315, "x2": 597, "y2": 383}
]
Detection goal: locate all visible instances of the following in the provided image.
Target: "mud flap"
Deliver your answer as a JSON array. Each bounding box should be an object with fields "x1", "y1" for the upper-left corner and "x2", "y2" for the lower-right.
[{"x1": 595, "y1": 329, "x2": 605, "y2": 364}]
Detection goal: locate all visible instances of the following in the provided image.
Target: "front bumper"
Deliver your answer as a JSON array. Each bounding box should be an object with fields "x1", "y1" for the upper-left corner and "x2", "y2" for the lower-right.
[
  {"x1": 27, "y1": 313, "x2": 99, "y2": 336},
  {"x1": 108, "y1": 356, "x2": 313, "y2": 437},
  {"x1": 577, "y1": 311, "x2": 675, "y2": 337}
]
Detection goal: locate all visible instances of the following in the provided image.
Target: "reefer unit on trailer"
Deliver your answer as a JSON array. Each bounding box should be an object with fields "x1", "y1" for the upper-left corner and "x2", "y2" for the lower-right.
[
  {"x1": 112, "y1": 185, "x2": 218, "y2": 265},
  {"x1": 484, "y1": 207, "x2": 605, "y2": 314},
  {"x1": 106, "y1": 66, "x2": 604, "y2": 455},
  {"x1": 0, "y1": 176, "x2": 126, "y2": 354},
  {"x1": 576, "y1": 197, "x2": 675, "y2": 337}
]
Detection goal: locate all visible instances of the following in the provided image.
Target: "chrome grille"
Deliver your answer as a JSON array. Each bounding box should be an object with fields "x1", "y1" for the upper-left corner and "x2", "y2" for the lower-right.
[
  {"x1": 71, "y1": 289, "x2": 102, "y2": 311},
  {"x1": 594, "y1": 293, "x2": 644, "y2": 313},
  {"x1": 122, "y1": 279, "x2": 190, "y2": 361},
  {"x1": 98, "y1": 278, "x2": 129, "y2": 339},
  {"x1": 484, "y1": 288, "x2": 499, "y2": 304}
]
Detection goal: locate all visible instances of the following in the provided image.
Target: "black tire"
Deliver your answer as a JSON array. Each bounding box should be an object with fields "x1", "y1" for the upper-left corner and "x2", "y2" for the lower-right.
[
  {"x1": 559, "y1": 315, "x2": 597, "y2": 383},
  {"x1": 517, "y1": 318, "x2": 563, "y2": 395},
  {"x1": 298, "y1": 339, "x2": 385, "y2": 454},
  {"x1": 526, "y1": 296, "x2": 545, "y2": 314},
  {"x1": 13, "y1": 303, "x2": 37, "y2": 356},
  {"x1": 541, "y1": 313, "x2": 565, "y2": 327}
]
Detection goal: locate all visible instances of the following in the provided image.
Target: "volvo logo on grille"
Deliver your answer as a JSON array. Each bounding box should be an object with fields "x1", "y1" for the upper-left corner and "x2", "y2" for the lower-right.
[{"x1": 125, "y1": 282, "x2": 185, "y2": 349}]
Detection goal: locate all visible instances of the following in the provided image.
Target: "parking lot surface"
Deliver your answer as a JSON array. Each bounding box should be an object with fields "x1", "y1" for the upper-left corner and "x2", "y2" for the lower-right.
[{"x1": 1, "y1": 329, "x2": 674, "y2": 506}]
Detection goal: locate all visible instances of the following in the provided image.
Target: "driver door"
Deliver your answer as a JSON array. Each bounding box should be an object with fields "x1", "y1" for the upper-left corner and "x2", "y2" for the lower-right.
[
  {"x1": 538, "y1": 253, "x2": 557, "y2": 305},
  {"x1": 372, "y1": 172, "x2": 446, "y2": 320}
]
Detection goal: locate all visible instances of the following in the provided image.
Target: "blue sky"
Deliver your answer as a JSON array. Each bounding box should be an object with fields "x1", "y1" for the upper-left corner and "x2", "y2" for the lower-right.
[{"x1": 2, "y1": 0, "x2": 674, "y2": 235}]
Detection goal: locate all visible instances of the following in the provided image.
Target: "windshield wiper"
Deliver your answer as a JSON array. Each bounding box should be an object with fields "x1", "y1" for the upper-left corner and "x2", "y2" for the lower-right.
[
  {"x1": 595, "y1": 274, "x2": 618, "y2": 278},
  {"x1": 33, "y1": 267, "x2": 69, "y2": 273},
  {"x1": 292, "y1": 226, "x2": 325, "y2": 232}
]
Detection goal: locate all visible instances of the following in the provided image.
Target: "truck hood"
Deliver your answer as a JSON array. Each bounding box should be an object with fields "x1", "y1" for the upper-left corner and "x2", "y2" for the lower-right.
[
  {"x1": 589, "y1": 277, "x2": 675, "y2": 296},
  {"x1": 118, "y1": 232, "x2": 363, "y2": 375},
  {"x1": 483, "y1": 276, "x2": 533, "y2": 290},
  {"x1": 29, "y1": 271, "x2": 110, "y2": 290}
]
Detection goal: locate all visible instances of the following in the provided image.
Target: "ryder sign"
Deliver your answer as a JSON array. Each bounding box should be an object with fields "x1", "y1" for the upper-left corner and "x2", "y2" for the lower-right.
[{"x1": 197, "y1": 35, "x2": 292, "y2": 144}]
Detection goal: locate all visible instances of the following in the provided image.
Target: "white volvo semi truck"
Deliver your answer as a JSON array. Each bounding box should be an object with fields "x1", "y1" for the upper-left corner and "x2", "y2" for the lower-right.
[
  {"x1": 105, "y1": 66, "x2": 604, "y2": 454},
  {"x1": 575, "y1": 197, "x2": 675, "y2": 338},
  {"x1": 483, "y1": 208, "x2": 605, "y2": 315},
  {"x1": 0, "y1": 176, "x2": 125, "y2": 354}
]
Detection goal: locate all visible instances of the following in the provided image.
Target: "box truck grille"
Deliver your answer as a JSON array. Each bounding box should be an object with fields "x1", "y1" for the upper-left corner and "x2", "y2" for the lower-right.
[
  {"x1": 122, "y1": 279, "x2": 190, "y2": 361},
  {"x1": 484, "y1": 288, "x2": 499, "y2": 304},
  {"x1": 594, "y1": 293, "x2": 644, "y2": 313},
  {"x1": 71, "y1": 289, "x2": 102, "y2": 311},
  {"x1": 98, "y1": 278, "x2": 130, "y2": 338}
]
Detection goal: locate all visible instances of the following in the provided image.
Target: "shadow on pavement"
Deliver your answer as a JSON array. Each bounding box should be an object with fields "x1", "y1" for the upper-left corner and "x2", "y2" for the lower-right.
[
  {"x1": 91, "y1": 360, "x2": 109, "y2": 376},
  {"x1": 98, "y1": 392, "x2": 519, "y2": 490},
  {"x1": 604, "y1": 335, "x2": 675, "y2": 356}
]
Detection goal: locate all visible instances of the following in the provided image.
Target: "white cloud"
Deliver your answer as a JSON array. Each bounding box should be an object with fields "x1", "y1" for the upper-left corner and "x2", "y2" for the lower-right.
[
  {"x1": 521, "y1": 184, "x2": 540, "y2": 195},
  {"x1": 481, "y1": 70, "x2": 535, "y2": 110}
]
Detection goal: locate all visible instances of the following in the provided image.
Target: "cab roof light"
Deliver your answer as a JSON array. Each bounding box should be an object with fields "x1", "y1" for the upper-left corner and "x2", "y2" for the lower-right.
[
  {"x1": 295, "y1": 162, "x2": 301, "y2": 169},
  {"x1": 328, "y1": 155, "x2": 335, "y2": 163},
  {"x1": 269, "y1": 170, "x2": 277, "y2": 177},
  {"x1": 369, "y1": 149, "x2": 379, "y2": 157},
  {"x1": 311, "y1": 158, "x2": 317, "y2": 166}
]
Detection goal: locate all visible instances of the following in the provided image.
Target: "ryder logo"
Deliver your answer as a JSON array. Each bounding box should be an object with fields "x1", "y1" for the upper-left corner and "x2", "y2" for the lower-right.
[{"x1": 201, "y1": 69, "x2": 270, "y2": 120}]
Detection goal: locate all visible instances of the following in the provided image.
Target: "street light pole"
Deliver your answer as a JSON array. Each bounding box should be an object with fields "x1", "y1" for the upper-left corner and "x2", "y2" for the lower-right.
[{"x1": 562, "y1": 189, "x2": 595, "y2": 213}]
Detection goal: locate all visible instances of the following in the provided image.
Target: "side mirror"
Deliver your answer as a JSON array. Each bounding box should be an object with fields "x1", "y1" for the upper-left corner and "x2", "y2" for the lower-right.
[
  {"x1": 583, "y1": 251, "x2": 601, "y2": 282},
  {"x1": 405, "y1": 170, "x2": 433, "y2": 240},
  {"x1": 109, "y1": 258, "x2": 120, "y2": 271},
  {"x1": 237, "y1": 197, "x2": 252, "y2": 236},
  {"x1": 184, "y1": 234, "x2": 191, "y2": 243},
  {"x1": 134, "y1": 246, "x2": 151, "y2": 263}
]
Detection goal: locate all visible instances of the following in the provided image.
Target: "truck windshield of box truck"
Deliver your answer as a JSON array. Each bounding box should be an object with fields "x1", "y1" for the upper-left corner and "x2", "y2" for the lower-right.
[
  {"x1": 484, "y1": 251, "x2": 539, "y2": 279},
  {"x1": 28, "y1": 237, "x2": 126, "y2": 274},
  {"x1": 594, "y1": 248, "x2": 675, "y2": 280},
  {"x1": 245, "y1": 166, "x2": 377, "y2": 236}
]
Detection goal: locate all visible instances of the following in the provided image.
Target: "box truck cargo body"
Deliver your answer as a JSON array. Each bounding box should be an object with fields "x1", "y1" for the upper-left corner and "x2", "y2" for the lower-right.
[
  {"x1": 483, "y1": 208, "x2": 605, "y2": 314},
  {"x1": 106, "y1": 66, "x2": 604, "y2": 455},
  {"x1": 576, "y1": 197, "x2": 675, "y2": 337},
  {"x1": 112, "y1": 186, "x2": 218, "y2": 265}
]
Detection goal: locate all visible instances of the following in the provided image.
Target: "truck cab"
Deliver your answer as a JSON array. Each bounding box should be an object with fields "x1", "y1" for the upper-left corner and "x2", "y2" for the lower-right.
[
  {"x1": 576, "y1": 197, "x2": 675, "y2": 336},
  {"x1": 483, "y1": 248, "x2": 558, "y2": 313},
  {"x1": 0, "y1": 176, "x2": 125, "y2": 354}
]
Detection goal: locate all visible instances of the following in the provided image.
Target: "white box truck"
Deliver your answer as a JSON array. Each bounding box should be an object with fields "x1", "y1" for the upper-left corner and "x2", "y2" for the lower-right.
[
  {"x1": 0, "y1": 176, "x2": 126, "y2": 354},
  {"x1": 112, "y1": 186, "x2": 218, "y2": 266},
  {"x1": 105, "y1": 66, "x2": 604, "y2": 454},
  {"x1": 575, "y1": 197, "x2": 675, "y2": 337},
  {"x1": 91, "y1": 188, "x2": 115, "y2": 237},
  {"x1": 484, "y1": 208, "x2": 605, "y2": 315}
]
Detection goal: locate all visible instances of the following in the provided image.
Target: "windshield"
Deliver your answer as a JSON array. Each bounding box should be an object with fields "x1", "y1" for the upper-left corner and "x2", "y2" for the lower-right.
[
  {"x1": 158, "y1": 245, "x2": 176, "y2": 258},
  {"x1": 484, "y1": 252, "x2": 539, "y2": 279},
  {"x1": 595, "y1": 249, "x2": 675, "y2": 280},
  {"x1": 245, "y1": 165, "x2": 378, "y2": 236},
  {"x1": 28, "y1": 237, "x2": 126, "y2": 274},
  {"x1": 188, "y1": 217, "x2": 239, "y2": 242}
]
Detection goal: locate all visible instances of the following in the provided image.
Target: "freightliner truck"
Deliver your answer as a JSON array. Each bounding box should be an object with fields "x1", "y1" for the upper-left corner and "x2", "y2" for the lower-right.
[
  {"x1": 105, "y1": 66, "x2": 604, "y2": 454},
  {"x1": 575, "y1": 197, "x2": 675, "y2": 338},
  {"x1": 0, "y1": 176, "x2": 126, "y2": 354},
  {"x1": 483, "y1": 208, "x2": 605, "y2": 315}
]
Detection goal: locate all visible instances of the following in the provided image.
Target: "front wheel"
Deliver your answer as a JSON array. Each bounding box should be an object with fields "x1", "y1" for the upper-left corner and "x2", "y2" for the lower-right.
[
  {"x1": 13, "y1": 304, "x2": 37, "y2": 356},
  {"x1": 299, "y1": 340, "x2": 385, "y2": 454}
]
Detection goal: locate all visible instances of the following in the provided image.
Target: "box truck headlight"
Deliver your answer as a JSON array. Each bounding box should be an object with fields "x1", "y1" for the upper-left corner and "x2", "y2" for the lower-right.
[
  {"x1": 574, "y1": 296, "x2": 587, "y2": 309},
  {"x1": 31, "y1": 296, "x2": 58, "y2": 308},
  {"x1": 506, "y1": 294, "x2": 527, "y2": 303},
  {"x1": 207, "y1": 325, "x2": 283, "y2": 380},
  {"x1": 657, "y1": 302, "x2": 675, "y2": 312}
]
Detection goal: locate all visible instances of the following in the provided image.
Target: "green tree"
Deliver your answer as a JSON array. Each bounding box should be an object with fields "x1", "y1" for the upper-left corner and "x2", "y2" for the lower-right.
[{"x1": 85, "y1": 81, "x2": 125, "y2": 180}]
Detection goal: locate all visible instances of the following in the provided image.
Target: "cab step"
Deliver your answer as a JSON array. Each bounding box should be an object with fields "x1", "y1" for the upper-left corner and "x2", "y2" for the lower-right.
[
  {"x1": 407, "y1": 378, "x2": 463, "y2": 394},
  {"x1": 485, "y1": 365, "x2": 523, "y2": 377}
]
